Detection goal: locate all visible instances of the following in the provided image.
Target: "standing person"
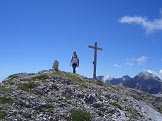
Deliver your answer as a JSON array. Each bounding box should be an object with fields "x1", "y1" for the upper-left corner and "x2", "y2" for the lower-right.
[{"x1": 70, "y1": 51, "x2": 79, "y2": 73}]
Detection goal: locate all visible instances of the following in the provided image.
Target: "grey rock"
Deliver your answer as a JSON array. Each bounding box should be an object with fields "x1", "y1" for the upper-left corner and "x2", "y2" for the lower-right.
[
  {"x1": 85, "y1": 95, "x2": 96, "y2": 104},
  {"x1": 92, "y1": 102, "x2": 103, "y2": 109}
]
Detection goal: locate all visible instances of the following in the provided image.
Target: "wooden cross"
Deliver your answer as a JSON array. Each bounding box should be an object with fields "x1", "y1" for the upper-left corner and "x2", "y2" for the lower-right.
[{"x1": 88, "y1": 42, "x2": 103, "y2": 79}]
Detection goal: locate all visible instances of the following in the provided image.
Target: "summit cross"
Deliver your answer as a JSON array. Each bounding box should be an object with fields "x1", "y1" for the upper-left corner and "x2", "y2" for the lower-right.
[{"x1": 88, "y1": 42, "x2": 103, "y2": 79}]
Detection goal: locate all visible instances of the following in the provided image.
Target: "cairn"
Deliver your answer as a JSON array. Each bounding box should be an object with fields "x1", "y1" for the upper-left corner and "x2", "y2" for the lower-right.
[{"x1": 52, "y1": 60, "x2": 59, "y2": 71}]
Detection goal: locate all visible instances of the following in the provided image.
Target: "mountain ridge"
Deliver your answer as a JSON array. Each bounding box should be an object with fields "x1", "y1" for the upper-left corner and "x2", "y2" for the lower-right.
[{"x1": 98, "y1": 71, "x2": 162, "y2": 94}]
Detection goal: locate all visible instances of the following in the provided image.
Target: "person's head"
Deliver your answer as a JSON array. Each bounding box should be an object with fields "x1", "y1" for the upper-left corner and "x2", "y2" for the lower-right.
[{"x1": 73, "y1": 51, "x2": 76, "y2": 56}]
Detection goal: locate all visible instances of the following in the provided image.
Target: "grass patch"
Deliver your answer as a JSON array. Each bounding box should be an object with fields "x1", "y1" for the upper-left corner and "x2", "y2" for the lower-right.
[
  {"x1": 103, "y1": 87, "x2": 108, "y2": 91},
  {"x1": 64, "y1": 94, "x2": 72, "y2": 100},
  {"x1": 52, "y1": 84, "x2": 59, "y2": 91},
  {"x1": 32, "y1": 74, "x2": 49, "y2": 80},
  {"x1": 53, "y1": 71, "x2": 82, "y2": 83},
  {"x1": 96, "y1": 110, "x2": 103, "y2": 117},
  {"x1": 153, "y1": 104, "x2": 162, "y2": 114},
  {"x1": 108, "y1": 109, "x2": 115, "y2": 116},
  {"x1": 0, "y1": 96, "x2": 13, "y2": 104},
  {"x1": 70, "y1": 109, "x2": 91, "y2": 121},
  {"x1": 2, "y1": 74, "x2": 17, "y2": 84},
  {"x1": 81, "y1": 83, "x2": 88, "y2": 88},
  {"x1": 90, "y1": 80, "x2": 104, "y2": 86},
  {"x1": 44, "y1": 103, "x2": 53, "y2": 109},
  {"x1": 18, "y1": 81, "x2": 37, "y2": 91},
  {"x1": 21, "y1": 112, "x2": 31, "y2": 119},
  {"x1": 0, "y1": 111, "x2": 7, "y2": 119},
  {"x1": 0, "y1": 86, "x2": 12, "y2": 94},
  {"x1": 127, "y1": 108, "x2": 138, "y2": 119},
  {"x1": 53, "y1": 71, "x2": 64, "y2": 77},
  {"x1": 7, "y1": 74, "x2": 17, "y2": 80},
  {"x1": 97, "y1": 94, "x2": 102, "y2": 101},
  {"x1": 111, "y1": 102, "x2": 122, "y2": 110}
]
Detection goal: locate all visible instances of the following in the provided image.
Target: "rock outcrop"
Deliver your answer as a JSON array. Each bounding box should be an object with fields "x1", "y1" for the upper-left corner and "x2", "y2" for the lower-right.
[{"x1": 0, "y1": 70, "x2": 162, "y2": 121}]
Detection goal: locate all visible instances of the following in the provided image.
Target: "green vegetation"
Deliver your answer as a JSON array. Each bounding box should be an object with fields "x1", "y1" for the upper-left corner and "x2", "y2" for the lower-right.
[
  {"x1": 18, "y1": 81, "x2": 37, "y2": 91},
  {"x1": 96, "y1": 111, "x2": 103, "y2": 117},
  {"x1": 53, "y1": 71, "x2": 105, "y2": 89},
  {"x1": 81, "y1": 83, "x2": 88, "y2": 88},
  {"x1": 7, "y1": 74, "x2": 17, "y2": 80},
  {"x1": 153, "y1": 104, "x2": 162, "y2": 114},
  {"x1": 90, "y1": 79, "x2": 104, "y2": 86},
  {"x1": 0, "y1": 111, "x2": 7, "y2": 119},
  {"x1": 53, "y1": 71, "x2": 65, "y2": 77},
  {"x1": 127, "y1": 108, "x2": 138, "y2": 119},
  {"x1": 44, "y1": 103, "x2": 54, "y2": 108},
  {"x1": 103, "y1": 87, "x2": 108, "y2": 91},
  {"x1": 130, "y1": 90, "x2": 148, "y2": 101},
  {"x1": 53, "y1": 71, "x2": 82, "y2": 83},
  {"x1": 70, "y1": 109, "x2": 91, "y2": 121},
  {"x1": 21, "y1": 112, "x2": 31, "y2": 118},
  {"x1": 52, "y1": 84, "x2": 59, "y2": 91},
  {"x1": 0, "y1": 86, "x2": 12, "y2": 94},
  {"x1": 97, "y1": 94, "x2": 102, "y2": 101},
  {"x1": 32, "y1": 74, "x2": 49, "y2": 80},
  {"x1": 0, "y1": 96, "x2": 13, "y2": 104},
  {"x1": 2, "y1": 74, "x2": 17, "y2": 85},
  {"x1": 64, "y1": 94, "x2": 72, "y2": 100},
  {"x1": 108, "y1": 109, "x2": 115, "y2": 116},
  {"x1": 111, "y1": 102, "x2": 122, "y2": 110},
  {"x1": 2, "y1": 79, "x2": 11, "y2": 85}
]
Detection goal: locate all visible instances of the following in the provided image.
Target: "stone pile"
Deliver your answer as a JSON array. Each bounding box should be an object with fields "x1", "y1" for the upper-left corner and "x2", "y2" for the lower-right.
[{"x1": 52, "y1": 60, "x2": 59, "y2": 72}]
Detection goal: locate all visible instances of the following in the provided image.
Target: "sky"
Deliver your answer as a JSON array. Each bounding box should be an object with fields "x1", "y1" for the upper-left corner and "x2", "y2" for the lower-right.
[{"x1": 0, "y1": 0, "x2": 162, "y2": 81}]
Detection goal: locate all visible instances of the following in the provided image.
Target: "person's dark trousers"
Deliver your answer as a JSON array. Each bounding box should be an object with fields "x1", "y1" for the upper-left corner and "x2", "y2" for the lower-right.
[{"x1": 72, "y1": 63, "x2": 77, "y2": 73}]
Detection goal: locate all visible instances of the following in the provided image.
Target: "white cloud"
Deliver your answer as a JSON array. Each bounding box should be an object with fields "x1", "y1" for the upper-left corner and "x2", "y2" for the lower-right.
[
  {"x1": 126, "y1": 62, "x2": 133, "y2": 66},
  {"x1": 119, "y1": 10, "x2": 162, "y2": 33},
  {"x1": 125, "y1": 56, "x2": 148, "y2": 66},
  {"x1": 125, "y1": 58, "x2": 136, "y2": 66},
  {"x1": 136, "y1": 56, "x2": 148, "y2": 65},
  {"x1": 114, "y1": 64, "x2": 121, "y2": 68},
  {"x1": 103, "y1": 74, "x2": 112, "y2": 82}
]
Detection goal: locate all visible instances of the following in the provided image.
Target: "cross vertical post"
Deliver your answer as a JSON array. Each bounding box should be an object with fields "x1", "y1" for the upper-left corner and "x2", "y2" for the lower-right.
[
  {"x1": 88, "y1": 42, "x2": 103, "y2": 79},
  {"x1": 93, "y1": 42, "x2": 97, "y2": 79}
]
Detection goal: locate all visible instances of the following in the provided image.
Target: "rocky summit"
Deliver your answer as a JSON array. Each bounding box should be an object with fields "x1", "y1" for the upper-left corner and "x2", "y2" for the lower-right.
[{"x1": 0, "y1": 70, "x2": 162, "y2": 121}]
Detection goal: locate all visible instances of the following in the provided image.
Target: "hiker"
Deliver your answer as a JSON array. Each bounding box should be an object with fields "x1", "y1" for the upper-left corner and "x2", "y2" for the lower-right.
[{"x1": 70, "y1": 51, "x2": 79, "y2": 73}]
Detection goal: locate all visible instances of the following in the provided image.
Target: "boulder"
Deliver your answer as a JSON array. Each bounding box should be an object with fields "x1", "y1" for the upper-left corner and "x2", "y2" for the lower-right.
[{"x1": 84, "y1": 95, "x2": 96, "y2": 104}]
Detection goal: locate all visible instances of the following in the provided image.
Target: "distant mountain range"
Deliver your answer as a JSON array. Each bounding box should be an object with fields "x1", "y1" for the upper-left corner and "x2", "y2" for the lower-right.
[{"x1": 97, "y1": 71, "x2": 162, "y2": 94}]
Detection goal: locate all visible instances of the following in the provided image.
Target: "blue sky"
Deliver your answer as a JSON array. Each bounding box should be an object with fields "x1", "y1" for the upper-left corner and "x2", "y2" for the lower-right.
[{"x1": 0, "y1": 0, "x2": 162, "y2": 81}]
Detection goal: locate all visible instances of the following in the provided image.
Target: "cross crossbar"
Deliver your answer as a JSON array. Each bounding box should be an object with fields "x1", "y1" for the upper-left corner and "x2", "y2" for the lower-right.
[{"x1": 88, "y1": 46, "x2": 103, "y2": 50}]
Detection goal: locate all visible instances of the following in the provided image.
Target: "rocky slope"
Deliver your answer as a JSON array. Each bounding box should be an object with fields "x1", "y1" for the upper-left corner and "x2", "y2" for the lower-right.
[
  {"x1": 0, "y1": 70, "x2": 162, "y2": 121},
  {"x1": 99, "y1": 71, "x2": 162, "y2": 94}
]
